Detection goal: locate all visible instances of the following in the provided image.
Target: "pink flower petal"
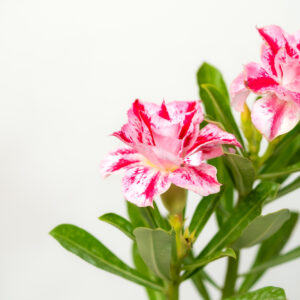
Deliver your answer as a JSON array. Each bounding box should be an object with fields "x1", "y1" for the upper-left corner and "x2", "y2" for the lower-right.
[
  {"x1": 257, "y1": 25, "x2": 287, "y2": 55},
  {"x1": 122, "y1": 165, "x2": 171, "y2": 207},
  {"x1": 183, "y1": 151, "x2": 203, "y2": 167},
  {"x1": 158, "y1": 101, "x2": 171, "y2": 120},
  {"x1": 165, "y1": 101, "x2": 203, "y2": 125},
  {"x1": 251, "y1": 94, "x2": 300, "y2": 141},
  {"x1": 275, "y1": 48, "x2": 300, "y2": 94},
  {"x1": 230, "y1": 72, "x2": 251, "y2": 112},
  {"x1": 169, "y1": 164, "x2": 221, "y2": 196},
  {"x1": 261, "y1": 43, "x2": 277, "y2": 77},
  {"x1": 244, "y1": 62, "x2": 278, "y2": 93},
  {"x1": 188, "y1": 124, "x2": 241, "y2": 159},
  {"x1": 127, "y1": 99, "x2": 156, "y2": 145},
  {"x1": 100, "y1": 148, "x2": 142, "y2": 177}
]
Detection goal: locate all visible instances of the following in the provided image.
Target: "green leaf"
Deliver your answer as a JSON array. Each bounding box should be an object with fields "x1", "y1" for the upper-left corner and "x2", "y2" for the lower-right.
[
  {"x1": 99, "y1": 213, "x2": 134, "y2": 240},
  {"x1": 225, "y1": 286, "x2": 286, "y2": 300},
  {"x1": 263, "y1": 122, "x2": 300, "y2": 171},
  {"x1": 132, "y1": 243, "x2": 166, "y2": 300},
  {"x1": 257, "y1": 161, "x2": 300, "y2": 180},
  {"x1": 209, "y1": 157, "x2": 234, "y2": 227},
  {"x1": 276, "y1": 175, "x2": 300, "y2": 200},
  {"x1": 223, "y1": 153, "x2": 255, "y2": 197},
  {"x1": 50, "y1": 224, "x2": 163, "y2": 291},
  {"x1": 189, "y1": 190, "x2": 223, "y2": 239},
  {"x1": 198, "y1": 83, "x2": 244, "y2": 148},
  {"x1": 197, "y1": 62, "x2": 230, "y2": 100},
  {"x1": 127, "y1": 201, "x2": 149, "y2": 228},
  {"x1": 134, "y1": 227, "x2": 175, "y2": 281},
  {"x1": 182, "y1": 248, "x2": 236, "y2": 271},
  {"x1": 240, "y1": 245, "x2": 300, "y2": 276},
  {"x1": 184, "y1": 182, "x2": 279, "y2": 279},
  {"x1": 152, "y1": 202, "x2": 171, "y2": 231},
  {"x1": 239, "y1": 212, "x2": 299, "y2": 293},
  {"x1": 233, "y1": 209, "x2": 291, "y2": 249},
  {"x1": 261, "y1": 133, "x2": 300, "y2": 178}
]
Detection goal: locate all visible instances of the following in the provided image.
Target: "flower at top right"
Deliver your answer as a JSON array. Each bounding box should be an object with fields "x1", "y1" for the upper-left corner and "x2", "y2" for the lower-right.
[{"x1": 230, "y1": 25, "x2": 300, "y2": 141}]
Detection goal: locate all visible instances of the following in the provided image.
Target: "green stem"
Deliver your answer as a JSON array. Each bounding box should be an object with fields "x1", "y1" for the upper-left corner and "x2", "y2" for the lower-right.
[
  {"x1": 222, "y1": 251, "x2": 240, "y2": 299},
  {"x1": 166, "y1": 281, "x2": 179, "y2": 300}
]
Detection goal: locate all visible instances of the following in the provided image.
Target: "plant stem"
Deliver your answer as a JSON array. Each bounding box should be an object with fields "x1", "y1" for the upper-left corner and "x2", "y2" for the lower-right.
[
  {"x1": 167, "y1": 281, "x2": 179, "y2": 300},
  {"x1": 222, "y1": 251, "x2": 240, "y2": 299}
]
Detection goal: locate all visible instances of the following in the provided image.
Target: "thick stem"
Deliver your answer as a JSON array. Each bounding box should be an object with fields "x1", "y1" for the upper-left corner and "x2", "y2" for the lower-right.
[
  {"x1": 167, "y1": 281, "x2": 179, "y2": 300},
  {"x1": 222, "y1": 251, "x2": 240, "y2": 299}
]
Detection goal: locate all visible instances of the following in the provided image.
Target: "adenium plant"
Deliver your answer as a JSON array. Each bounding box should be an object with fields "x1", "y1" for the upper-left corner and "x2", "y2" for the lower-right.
[{"x1": 50, "y1": 25, "x2": 300, "y2": 300}]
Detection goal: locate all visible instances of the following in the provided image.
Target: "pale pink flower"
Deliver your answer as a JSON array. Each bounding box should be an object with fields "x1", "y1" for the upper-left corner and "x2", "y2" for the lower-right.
[
  {"x1": 100, "y1": 100, "x2": 241, "y2": 207},
  {"x1": 230, "y1": 25, "x2": 300, "y2": 141}
]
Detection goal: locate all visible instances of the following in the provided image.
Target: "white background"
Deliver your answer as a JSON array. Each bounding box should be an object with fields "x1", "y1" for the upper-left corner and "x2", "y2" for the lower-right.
[{"x1": 1, "y1": 0, "x2": 300, "y2": 299}]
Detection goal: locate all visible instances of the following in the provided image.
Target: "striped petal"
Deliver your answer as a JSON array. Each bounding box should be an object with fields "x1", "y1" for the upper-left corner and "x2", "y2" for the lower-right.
[
  {"x1": 244, "y1": 62, "x2": 278, "y2": 93},
  {"x1": 169, "y1": 163, "x2": 221, "y2": 196},
  {"x1": 100, "y1": 148, "x2": 142, "y2": 177},
  {"x1": 251, "y1": 94, "x2": 300, "y2": 141},
  {"x1": 188, "y1": 124, "x2": 241, "y2": 160},
  {"x1": 122, "y1": 165, "x2": 171, "y2": 207},
  {"x1": 230, "y1": 72, "x2": 251, "y2": 112}
]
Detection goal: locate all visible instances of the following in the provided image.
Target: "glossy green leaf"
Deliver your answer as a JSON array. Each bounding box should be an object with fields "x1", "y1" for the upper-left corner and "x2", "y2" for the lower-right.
[
  {"x1": 223, "y1": 153, "x2": 255, "y2": 197},
  {"x1": 257, "y1": 162, "x2": 300, "y2": 180},
  {"x1": 198, "y1": 83, "x2": 244, "y2": 148},
  {"x1": 239, "y1": 212, "x2": 299, "y2": 293},
  {"x1": 225, "y1": 286, "x2": 286, "y2": 300},
  {"x1": 152, "y1": 202, "x2": 171, "y2": 230},
  {"x1": 99, "y1": 213, "x2": 134, "y2": 240},
  {"x1": 261, "y1": 133, "x2": 300, "y2": 177},
  {"x1": 276, "y1": 175, "x2": 300, "y2": 200},
  {"x1": 209, "y1": 157, "x2": 234, "y2": 227},
  {"x1": 233, "y1": 209, "x2": 291, "y2": 249},
  {"x1": 134, "y1": 227, "x2": 175, "y2": 281},
  {"x1": 183, "y1": 248, "x2": 236, "y2": 271},
  {"x1": 132, "y1": 243, "x2": 166, "y2": 300},
  {"x1": 189, "y1": 190, "x2": 223, "y2": 239},
  {"x1": 241, "y1": 246, "x2": 300, "y2": 276},
  {"x1": 197, "y1": 62, "x2": 230, "y2": 101},
  {"x1": 127, "y1": 201, "x2": 149, "y2": 228},
  {"x1": 184, "y1": 182, "x2": 279, "y2": 279},
  {"x1": 50, "y1": 224, "x2": 163, "y2": 291},
  {"x1": 263, "y1": 122, "x2": 300, "y2": 171}
]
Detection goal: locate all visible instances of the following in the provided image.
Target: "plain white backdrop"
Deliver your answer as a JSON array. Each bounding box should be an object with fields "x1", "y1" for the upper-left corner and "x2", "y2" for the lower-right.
[{"x1": 1, "y1": 0, "x2": 300, "y2": 299}]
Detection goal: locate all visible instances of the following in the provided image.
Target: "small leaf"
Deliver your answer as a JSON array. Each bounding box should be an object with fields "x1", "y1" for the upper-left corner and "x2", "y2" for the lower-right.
[
  {"x1": 127, "y1": 201, "x2": 149, "y2": 228},
  {"x1": 276, "y1": 175, "x2": 300, "y2": 200},
  {"x1": 198, "y1": 83, "x2": 244, "y2": 148},
  {"x1": 182, "y1": 248, "x2": 236, "y2": 271},
  {"x1": 189, "y1": 190, "x2": 223, "y2": 239},
  {"x1": 223, "y1": 153, "x2": 255, "y2": 197},
  {"x1": 233, "y1": 209, "x2": 291, "y2": 249},
  {"x1": 183, "y1": 182, "x2": 279, "y2": 279},
  {"x1": 197, "y1": 62, "x2": 230, "y2": 100},
  {"x1": 257, "y1": 161, "x2": 300, "y2": 180},
  {"x1": 152, "y1": 202, "x2": 171, "y2": 230},
  {"x1": 239, "y1": 212, "x2": 298, "y2": 294},
  {"x1": 240, "y1": 245, "x2": 300, "y2": 276},
  {"x1": 225, "y1": 286, "x2": 286, "y2": 300},
  {"x1": 134, "y1": 227, "x2": 175, "y2": 281},
  {"x1": 99, "y1": 213, "x2": 134, "y2": 240},
  {"x1": 132, "y1": 243, "x2": 166, "y2": 300},
  {"x1": 50, "y1": 224, "x2": 163, "y2": 291}
]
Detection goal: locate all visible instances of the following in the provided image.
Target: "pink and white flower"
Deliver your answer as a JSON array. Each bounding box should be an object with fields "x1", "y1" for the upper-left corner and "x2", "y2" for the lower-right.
[
  {"x1": 100, "y1": 99, "x2": 241, "y2": 207},
  {"x1": 230, "y1": 25, "x2": 300, "y2": 141}
]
